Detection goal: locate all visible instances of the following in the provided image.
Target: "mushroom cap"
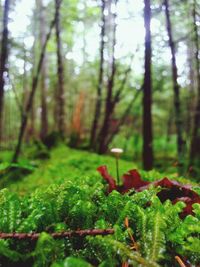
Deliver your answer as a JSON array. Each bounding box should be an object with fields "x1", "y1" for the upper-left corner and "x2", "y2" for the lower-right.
[{"x1": 110, "y1": 148, "x2": 123, "y2": 154}]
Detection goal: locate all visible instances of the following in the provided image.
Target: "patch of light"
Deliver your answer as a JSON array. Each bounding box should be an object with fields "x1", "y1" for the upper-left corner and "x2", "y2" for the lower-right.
[
  {"x1": 9, "y1": 0, "x2": 34, "y2": 39},
  {"x1": 65, "y1": 51, "x2": 73, "y2": 60},
  {"x1": 24, "y1": 36, "x2": 34, "y2": 49}
]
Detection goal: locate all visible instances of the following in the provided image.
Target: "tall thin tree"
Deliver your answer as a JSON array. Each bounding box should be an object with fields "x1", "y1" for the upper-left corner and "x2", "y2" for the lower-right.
[
  {"x1": 0, "y1": 0, "x2": 10, "y2": 143},
  {"x1": 98, "y1": 0, "x2": 117, "y2": 154},
  {"x1": 90, "y1": 0, "x2": 106, "y2": 149},
  {"x1": 142, "y1": 0, "x2": 153, "y2": 170},
  {"x1": 12, "y1": 7, "x2": 59, "y2": 163},
  {"x1": 55, "y1": 0, "x2": 65, "y2": 137},
  {"x1": 190, "y1": 0, "x2": 200, "y2": 165},
  {"x1": 164, "y1": 0, "x2": 185, "y2": 169},
  {"x1": 37, "y1": 0, "x2": 48, "y2": 140}
]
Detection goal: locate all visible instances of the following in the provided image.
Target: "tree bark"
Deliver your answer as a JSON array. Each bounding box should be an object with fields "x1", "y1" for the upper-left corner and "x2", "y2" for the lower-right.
[
  {"x1": 27, "y1": 12, "x2": 37, "y2": 141},
  {"x1": 0, "y1": 0, "x2": 10, "y2": 143},
  {"x1": 164, "y1": 0, "x2": 185, "y2": 169},
  {"x1": 89, "y1": 0, "x2": 106, "y2": 149},
  {"x1": 55, "y1": 0, "x2": 65, "y2": 137},
  {"x1": 12, "y1": 12, "x2": 58, "y2": 163},
  {"x1": 98, "y1": 0, "x2": 117, "y2": 154},
  {"x1": 37, "y1": 0, "x2": 48, "y2": 140},
  {"x1": 185, "y1": 39, "x2": 195, "y2": 137},
  {"x1": 190, "y1": 0, "x2": 200, "y2": 165},
  {"x1": 142, "y1": 0, "x2": 153, "y2": 170}
]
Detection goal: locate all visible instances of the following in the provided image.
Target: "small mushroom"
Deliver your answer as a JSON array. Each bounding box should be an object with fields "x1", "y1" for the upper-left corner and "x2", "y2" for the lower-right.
[
  {"x1": 110, "y1": 148, "x2": 123, "y2": 185},
  {"x1": 110, "y1": 148, "x2": 123, "y2": 155}
]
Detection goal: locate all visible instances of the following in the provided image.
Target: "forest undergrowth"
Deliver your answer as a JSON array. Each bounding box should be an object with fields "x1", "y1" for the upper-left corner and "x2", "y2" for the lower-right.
[{"x1": 0, "y1": 145, "x2": 199, "y2": 266}]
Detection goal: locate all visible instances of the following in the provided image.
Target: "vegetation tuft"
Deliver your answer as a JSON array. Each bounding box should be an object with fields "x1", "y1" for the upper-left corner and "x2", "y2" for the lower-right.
[{"x1": 0, "y1": 146, "x2": 199, "y2": 266}]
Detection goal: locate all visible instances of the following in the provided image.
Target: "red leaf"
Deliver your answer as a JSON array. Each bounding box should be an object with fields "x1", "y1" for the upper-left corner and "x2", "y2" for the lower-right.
[
  {"x1": 97, "y1": 166, "x2": 117, "y2": 192},
  {"x1": 155, "y1": 178, "x2": 199, "y2": 202},
  {"x1": 97, "y1": 165, "x2": 200, "y2": 218},
  {"x1": 121, "y1": 169, "x2": 150, "y2": 193}
]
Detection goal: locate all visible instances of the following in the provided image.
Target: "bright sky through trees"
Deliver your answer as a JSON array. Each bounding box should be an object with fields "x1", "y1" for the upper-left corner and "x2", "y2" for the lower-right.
[{"x1": 7, "y1": 0, "x2": 187, "y2": 83}]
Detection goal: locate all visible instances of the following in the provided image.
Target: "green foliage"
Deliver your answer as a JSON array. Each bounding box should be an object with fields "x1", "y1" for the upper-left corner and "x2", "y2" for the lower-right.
[
  {"x1": 0, "y1": 239, "x2": 22, "y2": 262},
  {"x1": 51, "y1": 256, "x2": 92, "y2": 267},
  {"x1": 33, "y1": 233, "x2": 65, "y2": 267},
  {"x1": 0, "y1": 146, "x2": 199, "y2": 266},
  {"x1": 29, "y1": 140, "x2": 50, "y2": 160},
  {"x1": 168, "y1": 204, "x2": 200, "y2": 264},
  {"x1": 2, "y1": 145, "x2": 136, "y2": 194},
  {"x1": 0, "y1": 160, "x2": 36, "y2": 182},
  {"x1": 0, "y1": 179, "x2": 198, "y2": 266}
]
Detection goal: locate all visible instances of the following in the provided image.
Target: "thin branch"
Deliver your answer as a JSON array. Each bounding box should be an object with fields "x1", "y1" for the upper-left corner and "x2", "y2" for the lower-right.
[
  {"x1": 112, "y1": 53, "x2": 136, "y2": 106},
  {"x1": 0, "y1": 229, "x2": 114, "y2": 240},
  {"x1": 175, "y1": 256, "x2": 187, "y2": 267},
  {"x1": 105, "y1": 89, "x2": 141, "y2": 148}
]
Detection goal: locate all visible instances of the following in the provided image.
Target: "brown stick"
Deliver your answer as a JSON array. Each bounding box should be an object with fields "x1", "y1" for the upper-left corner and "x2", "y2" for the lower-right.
[
  {"x1": 175, "y1": 256, "x2": 187, "y2": 267},
  {"x1": 0, "y1": 229, "x2": 114, "y2": 240}
]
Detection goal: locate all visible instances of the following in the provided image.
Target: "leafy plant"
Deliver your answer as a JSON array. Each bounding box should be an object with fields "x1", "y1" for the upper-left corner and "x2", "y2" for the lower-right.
[{"x1": 0, "y1": 147, "x2": 199, "y2": 266}]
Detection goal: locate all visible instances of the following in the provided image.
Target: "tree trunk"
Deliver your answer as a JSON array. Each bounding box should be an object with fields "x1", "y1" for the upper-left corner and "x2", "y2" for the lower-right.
[
  {"x1": 164, "y1": 0, "x2": 185, "y2": 169},
  {"x1": 55, "y1": 0, "x2": 65, "y2": 137},
  {"x1": 27, "y1": 12, "x2": 37, "y2": 141},
  {"x1": 89, "y1": 0, "x2": 106, "y2": 149},
  {"x1": 185, "y1": 39, "x2": 195, "y2": 137},
  {"x1": 12, "y1": 13, "x2": 57, "y2": 163},
  {"x1": 37, "y1": 0, "x2": 48, "y2": 140},
  {"x1": 98, "y1": 0, "x2": 117, "y2": 154},
  {"x1": 0, "y1": 0, "x2": 10, "y2": 143},
  {"x1": 190, "y1": 0, "x2": 200, "y2": 165},
  {"x1": 142, "y1": 0, "x2": 153, "y2": 170}
]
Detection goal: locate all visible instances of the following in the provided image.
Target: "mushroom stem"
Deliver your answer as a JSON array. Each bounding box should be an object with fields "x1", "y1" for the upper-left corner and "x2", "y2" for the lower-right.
[
  {"x1": 110, "y1": 148, "x2": 123, "y2": 185},
  {"x1": 116, "y1": 155, "x2": 120, "y2": 185}
]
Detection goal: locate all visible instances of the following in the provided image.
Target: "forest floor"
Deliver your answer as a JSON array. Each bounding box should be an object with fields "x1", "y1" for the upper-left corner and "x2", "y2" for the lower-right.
[
  {"x1": 0, "y1": 145, "x2": 196, "y2": 195},
  {"x1": 0, "y1": 145, "x2": 199, "y2": 266}
]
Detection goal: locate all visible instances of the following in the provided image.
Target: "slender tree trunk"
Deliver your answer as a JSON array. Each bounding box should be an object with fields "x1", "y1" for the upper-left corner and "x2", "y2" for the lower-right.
[
  {"x1": 98, "y1": 0, "x2": 117, "y2": 154},
  {"x1": 186, "y1": 40, "x2": 195, "y2": 137},
  {"x1": 190, "y1": 0, "x2": 200, "y2": 165},
  {"x1": 53, "y1": 82, "x2": 58, "y2": 130},
  {"x1": 55, "y1": 0, "x2": 65, "y2": 137},
  {"x1": 142, "y1": 0, "x2": 153, "y2": 170},
  {"x1": 164, "y1": 0, "x2": 185, "y2": 169},
  {"x1": 27, "y1": 13, "x2": 37, "y2": 141},
  {"x1": 22, "y1": 44, "x2": 33, "y2": 143},
  {"x1": 12, "y1": 14, "x2": 57, "y2": 163},
  {"x1": 0, "y1": 0, "x2": 10, "y2": 143},
  {"x1": 166, "y1": 107, "x2": 173, "y2": 142},
  {"x1": 22, "y1": 46, "x2": 28, "y2": 111},
  {"x1": 89, "y1": 0, "x2": 106, "y2": 149},
  {"x1": 37, "y1": 0, "x2": 48, "y2": 140}
]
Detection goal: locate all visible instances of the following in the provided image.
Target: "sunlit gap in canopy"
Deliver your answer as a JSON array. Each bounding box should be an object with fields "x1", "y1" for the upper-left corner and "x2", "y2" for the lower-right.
[{"x1": 7, "y1": 0, "x2": 188, "y2": 85}]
